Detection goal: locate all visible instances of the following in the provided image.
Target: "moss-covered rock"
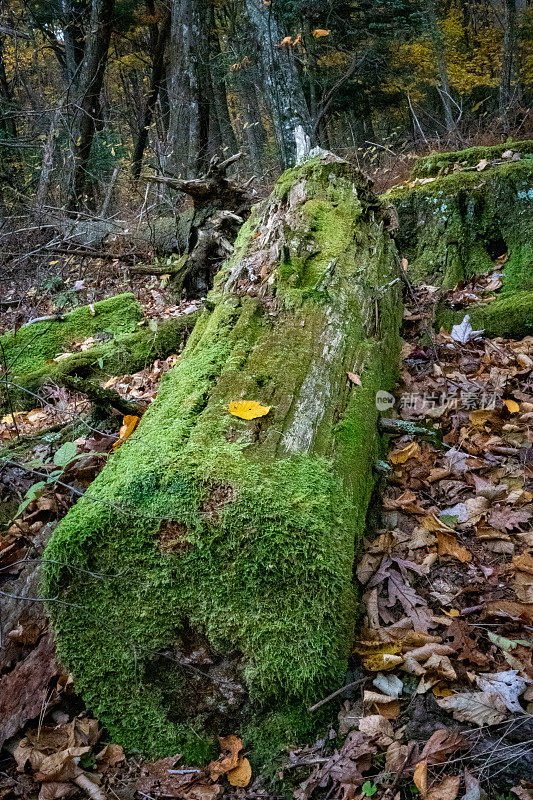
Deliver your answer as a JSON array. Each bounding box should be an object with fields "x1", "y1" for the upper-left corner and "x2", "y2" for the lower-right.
[
  {"x1": 386, "y1": 158, "x2": 533, "y2": 290},
  {"x1": 42, "y1": 156, "x2": 402, "y2": 763},
  {"x1": 0, "y1": 296, "x2": 199, "y2": 410}
]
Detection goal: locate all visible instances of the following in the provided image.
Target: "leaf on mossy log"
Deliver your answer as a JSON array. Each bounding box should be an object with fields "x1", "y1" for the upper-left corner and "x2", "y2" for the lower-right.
[
  {"x1": 112, "y1": 415, "x2": 140, "y2": 450},
  {"x1": 228, "y1": 400, "x2": 270, "y2": 420}
]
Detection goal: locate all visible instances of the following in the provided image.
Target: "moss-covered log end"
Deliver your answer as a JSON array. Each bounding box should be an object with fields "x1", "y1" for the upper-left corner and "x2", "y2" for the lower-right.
[
  {"x1": 437, "y1": 290, "x2": 533, "y2": 339},
  {"x1": 43, "y1": 156, "x2": 402, "y2": 763}
]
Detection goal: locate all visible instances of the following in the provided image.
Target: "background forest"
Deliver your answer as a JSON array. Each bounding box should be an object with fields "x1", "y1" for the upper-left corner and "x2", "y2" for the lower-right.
[{"x1": 0, "y1": 0, "x2": 532, "y2": 219}]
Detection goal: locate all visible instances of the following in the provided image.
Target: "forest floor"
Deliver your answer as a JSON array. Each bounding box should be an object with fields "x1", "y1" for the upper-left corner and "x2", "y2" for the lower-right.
[{"x1": 1, "y1": 252, "x2": 533, "y2": 800}]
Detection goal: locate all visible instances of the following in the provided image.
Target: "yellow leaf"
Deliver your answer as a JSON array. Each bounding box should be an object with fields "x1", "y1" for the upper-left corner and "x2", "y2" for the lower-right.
[
  {"x1": 227, "y1": 758, "x2": 252, "y2": 787},
  {"x1": 228, "y1": 400, "x2": 271, "y2": 420},
  {"x1": 362, "y1": 652, "x2": 404, "y2": 672},
  {"x1": 504, "y1": 399, "x2": 520, "y2": 414},
  {"x1": 441, "y1": 608, "x2": 461, "y2": 617},
  {"x1": 113, "y1": 415, "x2": 140, "y2": 450},
  {"x1": 422, "y1": 514, "x2": 455, "y2": 533},
  {"x1": 414, "y1": 760, "x2": 428, "y2": 797},
  {"x1": 313, "y1": 28, "x2": 331, "y2": 37},
  {"x1": 390, "y1": 441, "x2": 420, "y2": 464}
]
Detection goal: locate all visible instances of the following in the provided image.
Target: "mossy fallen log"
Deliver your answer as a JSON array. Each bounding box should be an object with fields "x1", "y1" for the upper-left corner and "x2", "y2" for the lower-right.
[
  {"x1": 0, "y1": 295, "x2": 199, "y2": 409},
  {"x1": 386, "y1": 147, "x2": 533, "y2": 291},
  {"x1": 42, "y1": 155, "x2": 402, "y2": 763},
  {"x1": 436, "y1": 290, "x2": 533, "y2": 339}
]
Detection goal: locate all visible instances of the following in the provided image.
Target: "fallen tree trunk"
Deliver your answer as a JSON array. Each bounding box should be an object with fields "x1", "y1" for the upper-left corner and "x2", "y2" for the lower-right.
[
  {"x1": 43, "y1": 154, "x2": 403, "y2": 763},
  {"x1": 0, "y1": 296, "x2": 199, "y2": 410}
]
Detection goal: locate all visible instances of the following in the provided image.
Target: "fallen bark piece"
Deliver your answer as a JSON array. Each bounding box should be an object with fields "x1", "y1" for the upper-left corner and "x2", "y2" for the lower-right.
[{"x1": 43, "y1": 155, "x2": 402, "y2": 761}]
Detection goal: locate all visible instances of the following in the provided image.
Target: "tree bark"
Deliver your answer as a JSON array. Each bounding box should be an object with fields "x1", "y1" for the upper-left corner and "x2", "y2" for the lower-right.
[
  {"x1": 424, "y1": 0, "x2": 456, "y2": 135},
  {"x1": 245, "y1": 0, "x2": 312, "y2": 167},
  {"x1": 68, "y1": 0, "x2": 115, "y2": 209},
  {"x1": 43, "y1": 154, "x2": 402, "y2": 759},
  {"x1": 131, "y1": 8, "x2": 171, "y2": 180},
  {"x1": 499, "y1": 0, "x2": 519, "y2": 117}
]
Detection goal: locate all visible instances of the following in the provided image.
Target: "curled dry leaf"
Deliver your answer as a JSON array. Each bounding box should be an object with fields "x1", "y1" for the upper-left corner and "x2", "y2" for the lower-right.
[
  {"x1": 390, "y1": 441, "x2": 421, "y2": 465},
  {"x1": 227, "y1": 758, "x2": 252, "y2": 787},
  {"x1": 419, "y1": 730, "x2": 468, "y2": 765},
  {"x1": 112, "y1": 415, "x2": 140, "y2": 450}
]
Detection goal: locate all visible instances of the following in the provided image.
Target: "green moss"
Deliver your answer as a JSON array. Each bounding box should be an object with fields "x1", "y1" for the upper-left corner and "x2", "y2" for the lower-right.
[
  {"x1": 43, "y1": 158, "x2": 402, "y2": 763},
  {"x1": 0, "y1": 294, "x2": 143, "y2": 378},
  {"x1": 1, "y1": 308, "x2": 200, "y2": 410},
  {"x1": 385, "y1": 160, "x2": 533, "y2": 289},
  {"x1": 410, "y1": 139, "x2": 533, "y2": 179},
  {"x1": 436, "y1": 291, "x2": 533, "y2": 338}
]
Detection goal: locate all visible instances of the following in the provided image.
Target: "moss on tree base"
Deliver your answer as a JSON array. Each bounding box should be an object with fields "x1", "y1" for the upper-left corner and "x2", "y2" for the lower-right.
[{"x1": 43, "y1": 157, "x2": 402, "y2": 764}]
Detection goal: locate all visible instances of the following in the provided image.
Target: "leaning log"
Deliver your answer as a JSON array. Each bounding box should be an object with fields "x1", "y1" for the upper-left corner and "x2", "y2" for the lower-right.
[{"x1": 43, "y1": 155, "x2": 403, "y2": 763}]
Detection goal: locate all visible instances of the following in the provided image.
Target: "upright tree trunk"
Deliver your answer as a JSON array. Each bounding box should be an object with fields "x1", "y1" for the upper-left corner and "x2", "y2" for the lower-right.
[
  {"x1": 35, "y1": 102, "x2": 64, "y2": 211},
  {"x1": 165, "y1": 0, "x2": 211, "y2": 177},
  {"x1": 207, "y1": 6, "x2": 238, "y2": 158},
  {"x1": 68, "y1": 0, "x2": 114, "y2": 208},
  {"x1": 499, "y1": 0, "x2": 519, "y2": 117},
  {"x1": 239, "y1": 79, "x2": 268, "y2": 173},
  {"x1": 425, "y1": 0, "x2": 456, "y2": 134},
  {"x1": 245, "y1": 0, "x2": 312, "y2": 167},
  {"x1": 0, "y1": 34, "x2": 16, "y2": 138},
  {"x1": 131, "y1": 8, "x2": 171, "y2": 180}
]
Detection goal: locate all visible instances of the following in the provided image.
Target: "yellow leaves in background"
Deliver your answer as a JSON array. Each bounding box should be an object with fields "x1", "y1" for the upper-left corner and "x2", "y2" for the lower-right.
[{"x1": 228, "y1": 400, "x2": 270, "y2": 420}]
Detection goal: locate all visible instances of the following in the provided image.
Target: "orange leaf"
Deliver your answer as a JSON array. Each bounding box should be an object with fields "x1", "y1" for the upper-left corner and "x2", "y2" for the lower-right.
[
  {"x1": 313, "y1": 28, "x2": 331, "y2": 37},
  {"x1": 414, "y1": 760, "x2": 428, "y2": 797},
  {"x1": 437, "y1": 532, "x2": 472, "y2": 563},
  {"x1": 113, "y1": 415, "x2": 140, "y2": 450}
]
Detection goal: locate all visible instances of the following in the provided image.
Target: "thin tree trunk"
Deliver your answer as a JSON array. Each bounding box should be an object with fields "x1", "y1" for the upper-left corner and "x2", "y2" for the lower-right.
[
  {"x1": 131, "y1": 8, "x2": 171, "y2": 180},
  {"x1": 245, "y1": 0, "x2": 312, "y2": 167},
  {"x1": 35, "y1": 102, "x2": 64, "y2": 211},
  {"x1": 425, "y1": 0, "x2": 456, "y2": 134},
  {"x1": 68, "y1": 0, "x2": 115, "y2": 209},
  {"x1": 0, "y1": 33, "x2": 16, "y2": 138},
  {"x1": 499, "y1": 0, "x2": 519, "y2": 117}
]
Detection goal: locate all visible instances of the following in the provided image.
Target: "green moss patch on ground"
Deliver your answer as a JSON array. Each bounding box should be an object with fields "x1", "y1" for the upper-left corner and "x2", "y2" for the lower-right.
[
  {"x1": 1, "y1": 294, "x2": 143, "y2": 377},
  {"x1": 0, "y1": 297, "x2": 199, "y2": 410},
  {"x1": 43, "y1": 157, "x2": 402, "y2": 764}
]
